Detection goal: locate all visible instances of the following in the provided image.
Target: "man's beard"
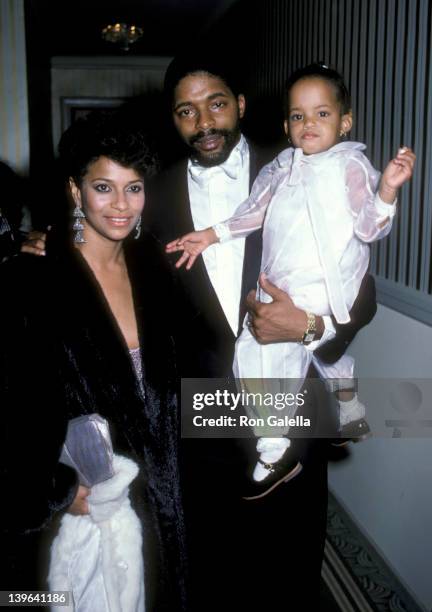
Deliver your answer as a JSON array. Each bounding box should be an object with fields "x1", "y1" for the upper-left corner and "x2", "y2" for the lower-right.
[{"x1": 188, "y1": 125, "x2": 241, "y2": 168}]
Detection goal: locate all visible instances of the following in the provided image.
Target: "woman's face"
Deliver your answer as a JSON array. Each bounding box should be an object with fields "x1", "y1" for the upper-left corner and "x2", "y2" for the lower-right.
[{"x1": 70, "y1": 156, "x2": 145, "y2": 244}]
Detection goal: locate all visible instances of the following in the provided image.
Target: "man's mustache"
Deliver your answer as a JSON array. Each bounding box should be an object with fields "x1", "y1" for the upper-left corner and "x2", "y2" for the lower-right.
[{"x1": 189, "y1": 129, "x2": 228, "y2": 146}]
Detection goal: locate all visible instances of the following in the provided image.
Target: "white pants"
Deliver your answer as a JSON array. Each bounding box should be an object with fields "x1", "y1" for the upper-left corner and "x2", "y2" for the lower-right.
[{"x1": 233, "y1": 325, "x2": 355, "y2": 437}]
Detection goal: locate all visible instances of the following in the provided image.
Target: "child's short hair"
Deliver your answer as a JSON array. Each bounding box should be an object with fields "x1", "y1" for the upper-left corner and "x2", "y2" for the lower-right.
[{"x1": 284, "y1": 63, "x2": 351, "y2": 118}]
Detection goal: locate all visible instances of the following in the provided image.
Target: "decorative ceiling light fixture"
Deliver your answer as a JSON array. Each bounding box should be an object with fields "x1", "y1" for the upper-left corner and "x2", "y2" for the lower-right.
[{"x1": 101, "y1": 23, "x2": 143, "y2": 51}]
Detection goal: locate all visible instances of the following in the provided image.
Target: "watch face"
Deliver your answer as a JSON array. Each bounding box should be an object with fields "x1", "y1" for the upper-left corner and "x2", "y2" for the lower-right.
[{"x1": 304, "y1": 332, "x2": 316, "y2": 343}]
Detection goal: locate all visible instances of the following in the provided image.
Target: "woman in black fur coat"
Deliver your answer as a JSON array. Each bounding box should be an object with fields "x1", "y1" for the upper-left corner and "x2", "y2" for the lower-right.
[{"x1": 0, "y1": 113, "x2": 186, "y2": 611}]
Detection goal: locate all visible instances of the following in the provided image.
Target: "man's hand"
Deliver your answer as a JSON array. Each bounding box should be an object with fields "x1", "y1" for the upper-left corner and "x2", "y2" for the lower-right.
[
  {"x1": 20, "y1": 229, "x2": 49, "y2": 256},
  {"x1": 246, "y1": 273, "x2": 324, "y2": 344},
  {"x1": 67, "y1": 484, "x2": 90, "y2": 516}
]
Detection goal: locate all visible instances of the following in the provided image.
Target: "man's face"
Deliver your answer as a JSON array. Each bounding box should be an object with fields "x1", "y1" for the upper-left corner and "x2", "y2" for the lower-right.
[{"x1": 172, "y1": 72, "x2": 245, "y2": 167}]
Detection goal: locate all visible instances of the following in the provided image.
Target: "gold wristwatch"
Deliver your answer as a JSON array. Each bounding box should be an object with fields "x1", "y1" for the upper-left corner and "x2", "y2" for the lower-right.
[{"x1": 301, "y1": 312, "x2": 317, "y2": 345}]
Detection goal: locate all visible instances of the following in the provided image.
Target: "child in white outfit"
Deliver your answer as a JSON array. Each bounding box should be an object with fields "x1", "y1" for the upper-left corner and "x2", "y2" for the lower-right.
[{"x1": 167, "y1": 64, "x2": 415, "y2": 498}]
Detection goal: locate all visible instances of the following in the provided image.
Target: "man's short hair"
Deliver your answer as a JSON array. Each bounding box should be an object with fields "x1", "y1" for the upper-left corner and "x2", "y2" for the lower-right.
[{"x1": 164, "y1": 54, "x2": 243, "y2": 103}]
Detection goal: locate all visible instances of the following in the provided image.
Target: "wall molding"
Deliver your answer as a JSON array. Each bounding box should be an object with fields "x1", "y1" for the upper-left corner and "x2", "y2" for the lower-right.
[
  {"x1": 324, "y1": 491, "x2": 426, "y2": 612},
  {"x1": 376, "y1": 277, "x2": 432, "y2": 328},
  {"x1": 50, "y1": 55, "x2": 171, "y2": 151}
]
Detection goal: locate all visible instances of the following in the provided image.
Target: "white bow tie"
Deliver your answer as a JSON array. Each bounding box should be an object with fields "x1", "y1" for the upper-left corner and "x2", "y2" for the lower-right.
[{"x1": 189, "y1": 149, "x2": 243, "y2": 187}]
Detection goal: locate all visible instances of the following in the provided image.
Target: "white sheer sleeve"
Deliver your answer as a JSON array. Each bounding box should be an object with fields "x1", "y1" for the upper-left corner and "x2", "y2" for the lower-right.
[
  {"x1": 213, "y1": 158, "x2": 278, "y2": 243},
  {"x1": 345, "y1": 152, "x2": 396, "y2": 243}
]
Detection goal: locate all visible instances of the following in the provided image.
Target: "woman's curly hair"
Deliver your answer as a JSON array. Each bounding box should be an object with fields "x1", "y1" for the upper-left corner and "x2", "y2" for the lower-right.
[{"x1": 58, "y1": 110, "x2": 159, "y2": 184}]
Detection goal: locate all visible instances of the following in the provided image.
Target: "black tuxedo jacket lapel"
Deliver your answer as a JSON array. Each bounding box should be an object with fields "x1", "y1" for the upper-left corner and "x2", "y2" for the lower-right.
[
  {"x1": 146, "y1": 142, "x2": 276, "y2": 348},
  {"x1": 174, "y1": 144, "x2": 273, "y2": 336},
  {"x1": 148, "y1": 159, "x2": 236, "y2": 343}
]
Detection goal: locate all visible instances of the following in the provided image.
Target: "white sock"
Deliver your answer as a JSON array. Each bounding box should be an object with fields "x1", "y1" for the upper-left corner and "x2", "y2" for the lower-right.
[
  {"x1": 253, "y1": 438, "x2": 291, "y2": 482},
  {"x1": 339, "y1": 396, "x2": 366, "y2": 427},
  {"x1": 257, "y1": 437, "x2": 290, "y2": 463}
]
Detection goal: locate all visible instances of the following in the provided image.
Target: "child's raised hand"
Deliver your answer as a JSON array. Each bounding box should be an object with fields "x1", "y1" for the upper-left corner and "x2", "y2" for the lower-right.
[
  {"x1": 166, "y1": 228, "x2": 218, "y2": 269},
  {"x1": 379, "y1": 147, "x2": 416, "y2": 203}
]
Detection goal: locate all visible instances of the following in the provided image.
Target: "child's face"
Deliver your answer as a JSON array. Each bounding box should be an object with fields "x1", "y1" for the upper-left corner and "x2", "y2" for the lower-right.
[{"x1": 284, "y1": 77, "x2": 352, "y2": 155}]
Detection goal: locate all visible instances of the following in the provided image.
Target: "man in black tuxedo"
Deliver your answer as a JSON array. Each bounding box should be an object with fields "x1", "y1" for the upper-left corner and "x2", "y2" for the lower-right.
[{"x1": 145, "y1": 56, "x2": 377, "y2": 611}]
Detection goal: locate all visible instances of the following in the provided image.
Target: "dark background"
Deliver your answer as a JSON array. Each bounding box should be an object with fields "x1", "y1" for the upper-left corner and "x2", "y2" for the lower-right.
[{"x1": 24, "y1": 0, "x2": 282, "y2": 175}]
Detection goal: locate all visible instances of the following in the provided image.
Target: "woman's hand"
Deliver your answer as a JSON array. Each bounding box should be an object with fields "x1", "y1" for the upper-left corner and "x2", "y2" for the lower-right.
[
  {"x1": 67, "y1": 484, "x2": 91, "y2": 516},
  {"x1": 166, "y1": 228, "x2": 218, "y2": 270},
  {"x1": 20, "y1": 228, "x2": 50, "y2": 256},
  {"x1": 379, "y1": 147, "x2": 416, "y2": 203}
]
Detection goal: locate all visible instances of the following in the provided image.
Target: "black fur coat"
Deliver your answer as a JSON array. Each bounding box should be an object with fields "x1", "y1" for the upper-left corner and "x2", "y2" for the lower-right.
[{"x1": 0, "y1": 232, "x2": 186, "y2": 611}]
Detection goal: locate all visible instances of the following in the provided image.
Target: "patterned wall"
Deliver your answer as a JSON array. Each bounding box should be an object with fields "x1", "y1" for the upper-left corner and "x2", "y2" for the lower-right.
[
  {"x1": 0, "y1": 0, "x2": 29, "y2": 172},
  {"x1": 252, "y1": 0, "x2": 432, "y2": 323}
]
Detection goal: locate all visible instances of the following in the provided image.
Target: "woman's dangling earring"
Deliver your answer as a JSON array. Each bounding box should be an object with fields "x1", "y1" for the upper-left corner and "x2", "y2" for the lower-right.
[
  {"x1": 73, "y1": 204, "x2": 86, "y2": 243},
  {"x1": 134, "y1": 216, "x2": 142, "y2": 240},
  {"x1": 340, "y1": 130, "x2": 346, "y2": 139}
]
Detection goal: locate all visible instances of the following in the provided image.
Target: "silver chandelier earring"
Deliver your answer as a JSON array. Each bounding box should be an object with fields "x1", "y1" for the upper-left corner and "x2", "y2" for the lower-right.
[
  {"x1": 73, "y1": 204, "x2": 86, "y2": 243},
  {"x1": 134, "y1": 216, "x2": 142, "y2": 240}
]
